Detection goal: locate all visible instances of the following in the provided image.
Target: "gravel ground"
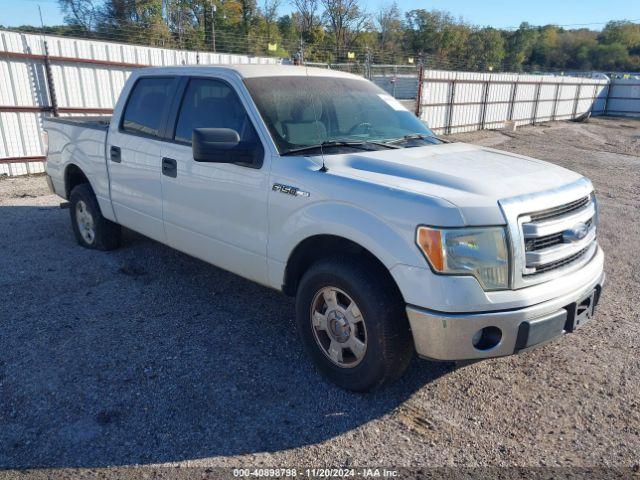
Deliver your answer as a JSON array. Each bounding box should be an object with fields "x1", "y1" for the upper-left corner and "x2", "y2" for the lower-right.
[{"x1": 0, "y1": 117, "x2": 638, "y2": 474}]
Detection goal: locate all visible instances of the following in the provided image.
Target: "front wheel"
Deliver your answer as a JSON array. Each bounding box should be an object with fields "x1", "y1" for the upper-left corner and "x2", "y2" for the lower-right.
[{"x1": 295, "y1": 257, "x2": 413, "y2": 392}]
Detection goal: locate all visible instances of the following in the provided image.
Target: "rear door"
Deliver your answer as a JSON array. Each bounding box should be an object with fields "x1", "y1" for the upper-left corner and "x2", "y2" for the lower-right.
[
  {"x1": 159, "y1": 76, "x2": 270, "y2": 284},
  {"x1": 107, "y1": 76, "x2": 178, "y2": 242}
]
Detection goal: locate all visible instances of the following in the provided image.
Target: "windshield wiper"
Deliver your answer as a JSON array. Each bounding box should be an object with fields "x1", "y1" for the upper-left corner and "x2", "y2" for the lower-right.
[
  {"x1": 385, "y1": 133, "x2": 429, "y2": 145},
  {"x1": 383, "y1": 133, "x2": 444, "y2": 146},
  {"x1": 281, "y1": 139, "x2": 400, "y2": 156}
]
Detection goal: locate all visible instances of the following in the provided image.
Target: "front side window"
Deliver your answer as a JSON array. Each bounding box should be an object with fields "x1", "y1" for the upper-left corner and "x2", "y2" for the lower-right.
[
  {"x1": 121, "y1": 77, "x2": 174, "y2": 137},
  {"x1": 244, "y1": 76, "x2": 441, "y2": 155},
  {"x1": 174, "y1": 78, "x2": 259, "y2": 145}
]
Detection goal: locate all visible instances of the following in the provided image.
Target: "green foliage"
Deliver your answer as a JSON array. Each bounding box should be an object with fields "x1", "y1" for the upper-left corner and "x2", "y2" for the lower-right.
[
  {"x1": 600, "y1": 21, "x2": 640, "y2": 49},
  {"x1": 465, "y1": 28, "x2": 505, "y2": 71},
  {"x1": 50, "y1": 0, "x2": 640, "y2": 71}
]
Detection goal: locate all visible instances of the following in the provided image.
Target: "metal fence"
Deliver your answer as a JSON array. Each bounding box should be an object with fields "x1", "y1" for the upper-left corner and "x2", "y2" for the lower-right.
[
  {"x1": 0, "y1": 30, "x2": 637, "y2": 178},
  {"x1": 0, "y1": 29, "x2": 278, "y2": 177},
  {"x1": 300, "y1": 63, "x2": 622, "y2": 133},
  {"x1": 414, "y1": 70, "x2": 610, "y2": 134},
  {"x1": 370, "y1": 65, "x2": 420, "y2": 100},
  {"x1": 603, "y1": 79, "x2": 640, "y2": 117}
]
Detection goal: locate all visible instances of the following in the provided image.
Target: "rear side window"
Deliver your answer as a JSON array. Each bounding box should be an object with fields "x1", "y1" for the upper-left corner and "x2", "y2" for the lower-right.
[{"x1": 121, "y1": 77, "x2": 174, "y2": 137}]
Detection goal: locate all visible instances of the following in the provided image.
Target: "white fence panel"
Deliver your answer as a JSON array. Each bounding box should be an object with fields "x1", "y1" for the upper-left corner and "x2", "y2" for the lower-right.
[
  {"x1": 606, "y1": 79, "x2": 640, "y2": 117},
  {"x1": 0, "y1": 29, "x2": 279, "y2": 176},
  {"x1": 1, "y1": 28, "x2": 633, "y2": 177},
  {"x1": 419, "y1": 70, "x2": 609, "y2": 134}
]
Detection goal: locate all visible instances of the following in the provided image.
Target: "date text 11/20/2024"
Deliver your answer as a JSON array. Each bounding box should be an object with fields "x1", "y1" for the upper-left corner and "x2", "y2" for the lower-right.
[{"x1": 232, "y1": 468, "x2": 399, "y2": 477}]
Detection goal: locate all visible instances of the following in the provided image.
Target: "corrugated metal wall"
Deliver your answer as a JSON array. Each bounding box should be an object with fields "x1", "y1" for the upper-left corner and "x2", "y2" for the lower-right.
[
  {"x1": 1, "y1": 30, "x2": 633, "y2": 178},
  {"x1": 0, "y1": 29, "x2": 279, "y2": 177},
  {"x1": 417, "y1": 70, "x2": 610, "y2": 134},
  {"x1": 605, "y1": 79, "x2": 640, "y2": 117},
  {"x1": 372, "y1": 75, "x2": 419, "y2": 100}
]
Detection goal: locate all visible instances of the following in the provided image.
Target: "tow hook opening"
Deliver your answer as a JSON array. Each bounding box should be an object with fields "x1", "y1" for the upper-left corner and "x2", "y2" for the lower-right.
[{"x1": 472, "y1": 326, "x2": 502, "y2": 351}]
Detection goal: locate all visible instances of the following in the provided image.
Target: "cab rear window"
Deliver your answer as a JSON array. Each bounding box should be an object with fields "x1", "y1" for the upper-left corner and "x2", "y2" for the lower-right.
[{"x1": 121, "y1": 77, "x2": 174, "y2": 137}]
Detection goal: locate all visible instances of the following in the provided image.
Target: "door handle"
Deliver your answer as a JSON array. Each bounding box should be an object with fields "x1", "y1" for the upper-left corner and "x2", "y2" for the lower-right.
[
  {"x1": 161, "y1": 157, "x2": 177, "y2": 178},
  {"x1": 110, "y1": 146, "x2": 121, "y2": 163}
]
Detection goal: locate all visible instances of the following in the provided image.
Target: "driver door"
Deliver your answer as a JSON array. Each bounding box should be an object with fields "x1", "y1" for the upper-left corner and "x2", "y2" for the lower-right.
[{"x1": 160, "y1": 76, "x2": 269, "y2": 285}]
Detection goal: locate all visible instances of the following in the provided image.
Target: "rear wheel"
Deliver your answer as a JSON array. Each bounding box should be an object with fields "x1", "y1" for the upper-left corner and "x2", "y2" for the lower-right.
[
  {"x1": 69, "y1": 183, "x2": 121, "y2": 251},
  {"x1": 295, "y1": 257, "x2": 413, "y2": 392}
]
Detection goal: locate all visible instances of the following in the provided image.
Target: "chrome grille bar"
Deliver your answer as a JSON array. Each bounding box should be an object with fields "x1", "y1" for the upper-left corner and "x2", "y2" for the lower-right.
[
  {"x1": 521, "y1": 194, "x2": 596, "y2": 276},
  {"x1": 498, "y1": 178, "x2": 597, "y2": 289},
  {"x1": 528, "y1": 196, "x2": 590, "y2": 222},
  {"x1": 525, "y1": 227, "x2": 596, "y2": 267},
  {"x1": 522, "y1": 202, "x2": 595, "y2": 238}
]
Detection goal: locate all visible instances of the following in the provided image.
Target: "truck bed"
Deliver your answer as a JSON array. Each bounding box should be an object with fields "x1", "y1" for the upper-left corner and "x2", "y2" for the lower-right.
[
  {"x1": 43, "y1": 115, "x2": 112, "y2": 212},
  {"x1": 45, "y1": 116, "x2": 111, "y2": 130}
]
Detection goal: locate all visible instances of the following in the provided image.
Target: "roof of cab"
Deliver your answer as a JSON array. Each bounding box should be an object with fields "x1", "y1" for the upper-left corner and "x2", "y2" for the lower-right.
[{"x1": 134, "y1": 64, "x2": 367, "y2": 81}]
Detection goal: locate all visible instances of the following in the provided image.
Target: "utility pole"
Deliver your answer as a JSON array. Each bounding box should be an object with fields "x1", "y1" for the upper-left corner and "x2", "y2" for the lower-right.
[
  {"x1": 210, "y1": 1, "x2": 217, "y2": 52},
  {"x1": 414, "y1": 53, "x2": 425, "y2": 118},
  {"x1": 300, "y1": 36, "x2": 304, "y2": 64},
  {"x1": 294, "y1": 35, "x2": 304, "y2": 65},
  {"x1": 38, "y1": 5, "x2": 58, "y2": 117},
  {"x1": 177, "y1": 3, "x2": 183, "y2": 48},
  {"x1": 365, "y1": 47, "x2": 372, "y2": 79}
]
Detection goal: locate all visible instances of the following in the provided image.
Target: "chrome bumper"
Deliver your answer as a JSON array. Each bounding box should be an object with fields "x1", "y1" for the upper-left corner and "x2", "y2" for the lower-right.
[{"x1": 407, "y1": 270, "x2": 605, "y2": 361}]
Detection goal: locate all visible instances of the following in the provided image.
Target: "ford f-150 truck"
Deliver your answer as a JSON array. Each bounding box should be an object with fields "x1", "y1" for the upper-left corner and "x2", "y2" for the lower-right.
[{"x1": 44, "y1": 65, "x2": 604, "y2": 391}]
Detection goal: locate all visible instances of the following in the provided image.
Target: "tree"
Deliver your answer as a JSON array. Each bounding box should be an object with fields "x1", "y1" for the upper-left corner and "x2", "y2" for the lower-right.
[
  {"x1": 278, "y1": 14, "x2": 303, "y2": 53},
  {"x1": 291, "y1": 0, "x2": 320, "y2": 43},
  {"x1": 58, "y1": 0, "x2": 98, "y2": 32},
  {"x1": 465, "y1": 28, "x2": 505, "y2": 71},
  {"x1": 503, "y1": 23, "x2": 538, "y2": 71},
  {"x1": 263, "y1": 0, "x2": 281, "y2": 41},
  {"x1": 590, "y1": 43, "x2": 632, "y2": 71},
  {"x1": 239, "y1": 0, "x2": 258, "y2": 40},
  {"x1": 376, "y1": 2, "x2": 403, "y2": 60},
  {"x1": 600, "y1": 21, "x2": 640, "y2": 50},
  {"x1": 321, "y1": 0, "x2": 369, "y2": 61},
  {"x1": 93, "y1": 0, "x2": 170, "y2": 46},
  {"x1": 52, "y1": 1, "x2": 639, "y2": 71},
  {"x1": 404, "y1": 9, "x2": 470, "y2": 65}
]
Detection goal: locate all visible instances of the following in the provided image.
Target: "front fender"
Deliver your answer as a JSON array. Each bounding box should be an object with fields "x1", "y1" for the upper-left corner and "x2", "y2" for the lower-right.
[{"x1": 267, "y1": 200, "x2": 426, "y2": 289}]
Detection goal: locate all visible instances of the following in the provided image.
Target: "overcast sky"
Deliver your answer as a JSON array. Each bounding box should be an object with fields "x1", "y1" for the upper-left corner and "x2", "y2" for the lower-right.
[{"x1": 1, "y1": 0, "x2": 638, "y2": 30}]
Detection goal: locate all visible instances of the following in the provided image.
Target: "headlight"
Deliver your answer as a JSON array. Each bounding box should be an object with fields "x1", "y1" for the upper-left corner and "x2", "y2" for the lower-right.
[{"x1": 416, "y1": 226, "x2": 510, "y2": 290}]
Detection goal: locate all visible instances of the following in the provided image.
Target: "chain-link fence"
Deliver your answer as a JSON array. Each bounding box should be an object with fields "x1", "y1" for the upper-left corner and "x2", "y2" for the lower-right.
[{"x1": 1, "y1": 27, "x2": 635, "y2": 177}]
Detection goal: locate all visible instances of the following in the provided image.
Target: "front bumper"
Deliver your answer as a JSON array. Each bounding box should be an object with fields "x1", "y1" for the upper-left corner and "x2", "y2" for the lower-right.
[{"x1": 407, "y1": 270, "x2": 605, "y2": 361}]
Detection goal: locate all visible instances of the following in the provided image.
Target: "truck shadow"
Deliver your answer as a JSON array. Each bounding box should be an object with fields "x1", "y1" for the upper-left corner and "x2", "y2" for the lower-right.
[{"x1": 0, "y1": 205, "x2": 453, "y2": 468}]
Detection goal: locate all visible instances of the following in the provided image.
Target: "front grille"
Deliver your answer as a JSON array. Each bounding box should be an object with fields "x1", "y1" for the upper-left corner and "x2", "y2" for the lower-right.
[
  {"x1": 526, "y1": 232, "x2": 563, "y2": 251},
  {"x1": 528, "y1": 196, "x2": 590, "y2": 222},
  {"x1": 520, "y1": 194, "x2": 596, "y2": 277},
  {"x1": 530, "y1": 246, "x2": 591, "y2": 275},
  {"x1": 525, "y1": 218, "x2": 593, "y2": 252}
]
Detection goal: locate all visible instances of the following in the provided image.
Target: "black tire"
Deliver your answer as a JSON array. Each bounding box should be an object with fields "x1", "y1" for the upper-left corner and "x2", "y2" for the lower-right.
[
  {"x1": 295, "y1": 256, "x2": 413, "y2": 392},
  {"x1": 69, "y1": 183, "x2": 121, "y2": 251}
]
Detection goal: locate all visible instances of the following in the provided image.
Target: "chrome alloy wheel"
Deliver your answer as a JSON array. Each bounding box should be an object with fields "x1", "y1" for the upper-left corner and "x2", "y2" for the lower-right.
[
  {"x1": 75, "y1": 200, "x2": 95, "y2": 244},
  {"x1": 310, "y1": 287, "x2": 367, "y2": 368}
]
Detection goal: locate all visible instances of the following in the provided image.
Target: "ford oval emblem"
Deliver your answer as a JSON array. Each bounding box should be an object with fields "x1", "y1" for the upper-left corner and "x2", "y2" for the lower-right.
[{"x1": 563, "y1": 222, "x2": 589, "y2": 243}]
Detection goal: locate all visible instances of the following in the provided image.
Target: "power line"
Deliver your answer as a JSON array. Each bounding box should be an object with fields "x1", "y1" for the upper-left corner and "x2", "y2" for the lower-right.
[
  {"x1": 5, "y1": 2, "x2": 639, "y2": 74},
  {"x1": 496, "y1": 18, "x2": 640, "y2": 31}
]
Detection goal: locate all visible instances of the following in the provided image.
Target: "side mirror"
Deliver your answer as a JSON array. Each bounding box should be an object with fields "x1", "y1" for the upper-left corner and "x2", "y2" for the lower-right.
[
  {"x1": 192, "y1": 128, "x2": 263, "y2": 167},
  {"x1": 192, "y1": 128, "x2": 241, "y2": 163}
]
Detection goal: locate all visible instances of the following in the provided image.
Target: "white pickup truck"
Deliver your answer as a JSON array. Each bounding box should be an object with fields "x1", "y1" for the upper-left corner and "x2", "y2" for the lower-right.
[{"x1": 44, "y1": 65, "x2": 604, "y2": 391}]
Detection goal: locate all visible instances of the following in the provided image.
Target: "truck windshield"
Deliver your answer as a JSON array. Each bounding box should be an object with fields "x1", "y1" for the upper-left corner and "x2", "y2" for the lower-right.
[{"x1": 244, "y1": 76, "x2": 441, "y2": 156}]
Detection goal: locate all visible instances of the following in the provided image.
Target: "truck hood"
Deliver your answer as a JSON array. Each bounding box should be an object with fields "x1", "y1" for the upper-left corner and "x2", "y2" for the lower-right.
[{"x1": 322, "y1": 142, "x2": 585, "y2": 226}]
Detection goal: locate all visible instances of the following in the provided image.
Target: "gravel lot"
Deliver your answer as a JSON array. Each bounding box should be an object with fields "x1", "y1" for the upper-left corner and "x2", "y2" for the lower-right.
[{"x1": 0, "y1": 117, "x2": 638, "y2": 473}]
